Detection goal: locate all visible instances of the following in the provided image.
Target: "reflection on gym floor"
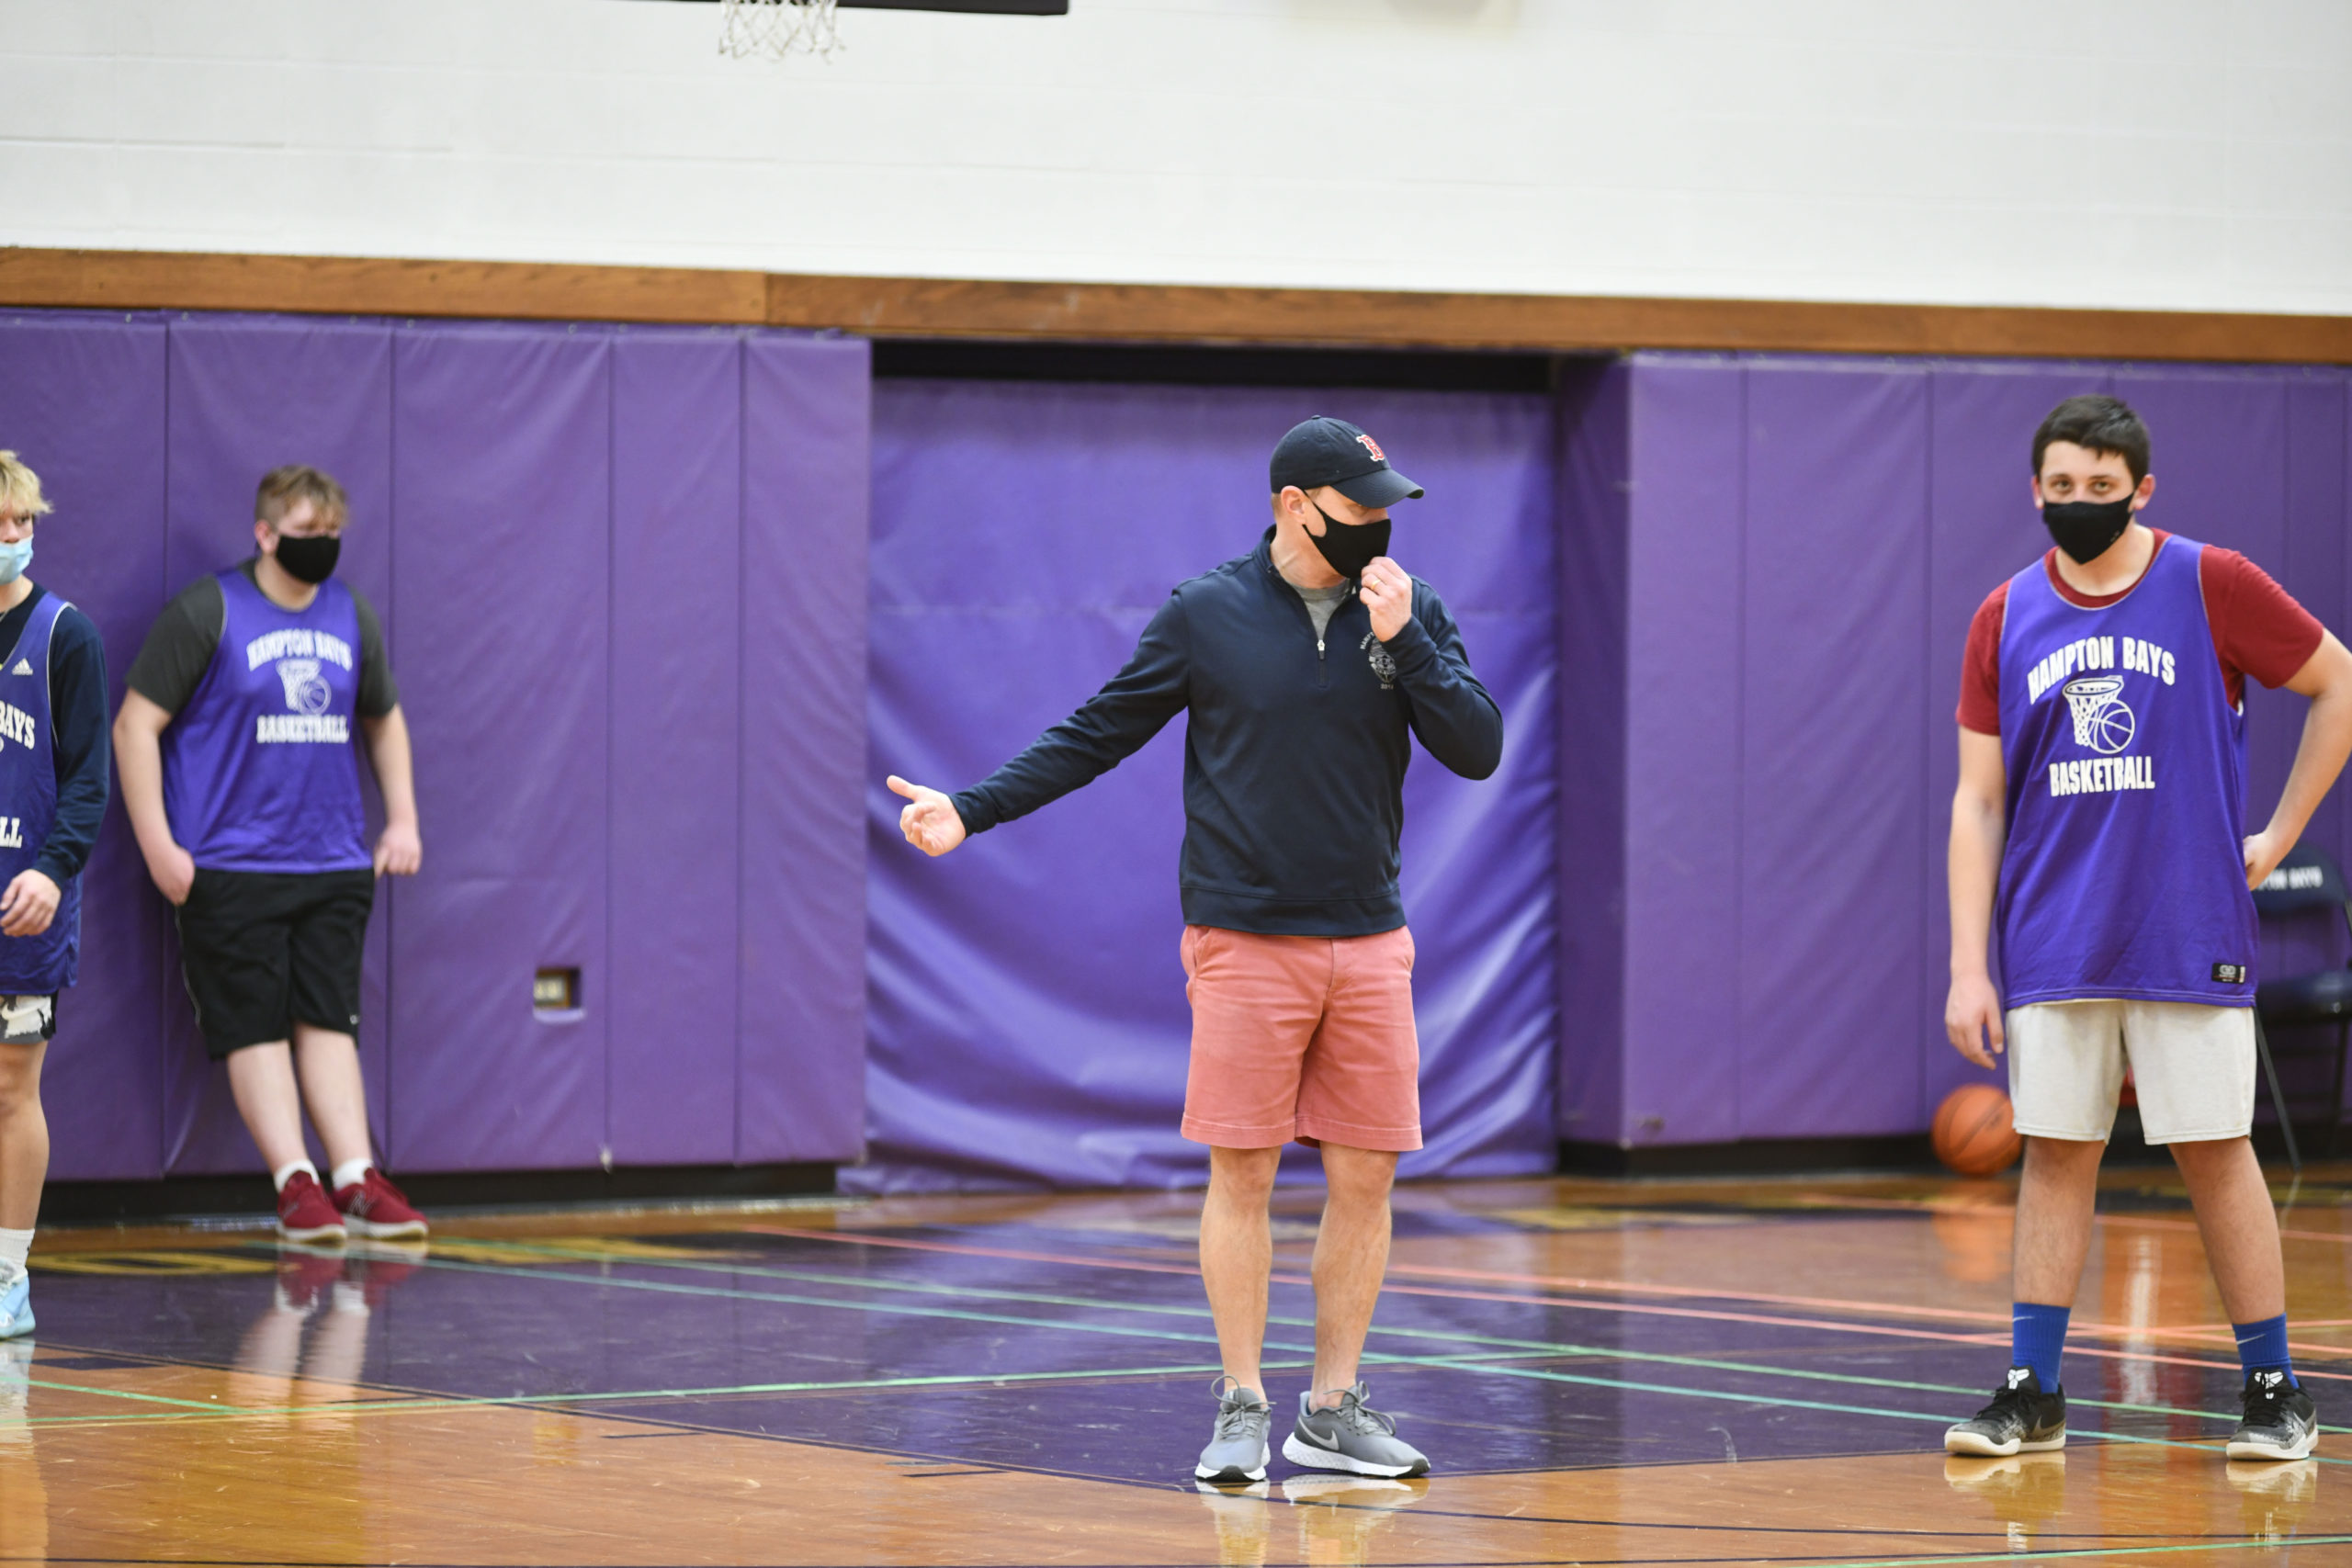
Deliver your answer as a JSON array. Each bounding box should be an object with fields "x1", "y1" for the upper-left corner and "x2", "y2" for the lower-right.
[{"x1": 0, "y1": 1171, "x2": 2345, "y2": 1566}]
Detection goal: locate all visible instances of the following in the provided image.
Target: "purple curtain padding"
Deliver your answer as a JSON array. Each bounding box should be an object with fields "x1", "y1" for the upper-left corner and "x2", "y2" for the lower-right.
[
  {"x1": 0, "y1": 312, "x2": 170, "y2": 1180},
  {"x1": 1555, "y1": 361, "x2": 1629, "y2": 1142},
  {"x1": 159, "y1": 317, "x2": 396, "y2": 1175},
  {"x1": 1617, "y1": 359, "x2": 1746, "y2": 1148},
  {"x1": 387, "y1": 325, "x2": 612, "y2": 1172},
  {"x1": 608, "y1": 331, "x2": 743, "y2": 1167},
  {"x1": 858, "y1": 381, "x2": 1557, "y2": 1191},
  {"x1": 737, "y1": 335, "x2": 870, "y2": 1166},
  {"x1": 1736, "y1": 365, "x2": 1931, "y2": 1139}
]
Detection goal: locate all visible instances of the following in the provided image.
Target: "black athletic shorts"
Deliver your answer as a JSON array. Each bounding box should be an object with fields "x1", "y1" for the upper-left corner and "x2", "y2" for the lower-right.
[{"x1": 175, "y1": 867, "x2": 374, "y2": 1060}]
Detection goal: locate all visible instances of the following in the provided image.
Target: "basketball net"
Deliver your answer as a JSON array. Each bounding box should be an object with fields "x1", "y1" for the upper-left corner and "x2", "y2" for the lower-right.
[{"x1": 718, "y1": 0, "x2": 842, "y2": 61}]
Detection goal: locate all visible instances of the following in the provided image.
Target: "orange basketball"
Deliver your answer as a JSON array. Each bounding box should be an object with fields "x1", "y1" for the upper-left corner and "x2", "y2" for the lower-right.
[{"x1": 1933, "y1": 1083, "x2": 2021, "y2": 1177}]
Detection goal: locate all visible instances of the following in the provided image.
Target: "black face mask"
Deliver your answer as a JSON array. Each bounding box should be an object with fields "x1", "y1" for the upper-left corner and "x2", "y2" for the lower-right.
[
  {"x1": 2041, "y1": 497, "x2": 2134, "y2": 565},
  {"x1": 1305, "y1": 501, "x2": 1390, "y2": 581},
  {"x1": 272, "y1": 532, "x2": 342, "y2": 584}
]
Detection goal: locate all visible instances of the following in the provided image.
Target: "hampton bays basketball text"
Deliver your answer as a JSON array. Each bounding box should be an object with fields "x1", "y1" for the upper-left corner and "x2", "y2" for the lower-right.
[{"x1": 2024, "y1": 634, "x2": 2177, "y2": 703}]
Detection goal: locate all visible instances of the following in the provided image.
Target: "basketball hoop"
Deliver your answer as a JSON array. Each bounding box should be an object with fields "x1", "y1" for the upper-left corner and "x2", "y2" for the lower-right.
[{"x1": 718, "y1": 0, "x2": 842, "y2": 61}]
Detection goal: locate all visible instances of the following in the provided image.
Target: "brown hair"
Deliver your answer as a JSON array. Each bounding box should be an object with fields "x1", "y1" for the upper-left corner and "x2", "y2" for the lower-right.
[
  {"x1": 2032, "y1": 395, "x2": 2151, "y2": 485},
  {"x1": 255, "y1": 465, "x2": 349, "y2": 530}
]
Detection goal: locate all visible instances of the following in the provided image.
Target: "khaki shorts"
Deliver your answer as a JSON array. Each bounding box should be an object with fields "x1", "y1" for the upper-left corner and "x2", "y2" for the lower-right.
[
  {"x1": 2007, "y1": 999, "x2": 2255, "y2": 1145},
  {"x1": 1178, "y1": 924, "x2": 1421, "y2": 1153}
]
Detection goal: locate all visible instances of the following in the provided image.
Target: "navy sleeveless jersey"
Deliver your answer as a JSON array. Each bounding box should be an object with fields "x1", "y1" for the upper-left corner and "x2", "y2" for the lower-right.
[
  {"x1": 1995, "y1": 536, "x2": 2256, "y2": 1006},
  {"x1": 0, "y1": 594, "x2": 83, "y2": 991},
  {"x1": 161, "y1": 570, "x2": 371, "y2": 874}
]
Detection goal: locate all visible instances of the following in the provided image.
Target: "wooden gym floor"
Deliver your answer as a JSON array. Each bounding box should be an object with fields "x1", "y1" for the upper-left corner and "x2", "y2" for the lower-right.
[{"x1": 5, "y1": 1166, "x2": 2352, "y2": 1566}]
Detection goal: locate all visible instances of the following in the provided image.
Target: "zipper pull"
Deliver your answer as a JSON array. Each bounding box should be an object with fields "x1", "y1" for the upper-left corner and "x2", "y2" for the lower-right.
[{"x1": 1317, "y1": 639, "x2": 1325, "y2": 655}]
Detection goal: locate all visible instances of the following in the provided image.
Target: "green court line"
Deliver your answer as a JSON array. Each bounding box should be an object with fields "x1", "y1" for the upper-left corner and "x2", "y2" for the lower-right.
[
  {"x1": 404, "y1": 1251, "x2": 1295, "y2": 1352},
  {"x1": 24, "y1": 1378, "x2": 243, "y2": 1412},
  {"x1": 413, "y1": 1235, "x2": 2339, "y2": 1436},
  {"x1": 11, "y1": 1353, "x2": 1513, "y2": 1427}
]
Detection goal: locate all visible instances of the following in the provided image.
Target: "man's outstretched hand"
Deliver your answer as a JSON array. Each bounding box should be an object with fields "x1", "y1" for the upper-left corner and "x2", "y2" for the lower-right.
[{"x1": 888, "y1": 775, "x2": 968, "y2": 858}]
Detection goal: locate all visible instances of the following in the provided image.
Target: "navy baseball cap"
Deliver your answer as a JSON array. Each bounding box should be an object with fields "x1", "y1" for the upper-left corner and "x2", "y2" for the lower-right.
[{"x1": 1269, "y1": 417, "x2": 1424, "y2": 508}]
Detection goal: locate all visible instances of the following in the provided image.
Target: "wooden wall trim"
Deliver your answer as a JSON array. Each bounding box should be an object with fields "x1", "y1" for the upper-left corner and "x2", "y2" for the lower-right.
[
  {"x1": 6, "y1": 246, "x2": 2349, "y2": 365},
  {"x1": 0, "y1": 248, "x2": 768, "y2": 327}
]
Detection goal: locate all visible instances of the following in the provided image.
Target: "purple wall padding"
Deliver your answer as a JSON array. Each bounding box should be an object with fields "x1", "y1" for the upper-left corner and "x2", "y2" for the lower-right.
[
  {"x1": 10, "y1": 301, "x2": 2348, "y2": 1181},
  {"x1": 1613, "y1": 358, "x2": 1745, "y2": 1146},
  {"x1": 161, "y1": 317, "x2": 397, "y2": 1175},
  {"x1": 737, "y1": 337, "x2": 872, "y2": 1167},
  {"x1": 1737, "y1": 367, "x2": 1931, "y2": 1138},
  {"x1": 608, "y1": 331, "x2": 742, "y2": 1167},
  {"x1": 1554, "y1": 361, "x2": 1628, "y2": 1146},
  {"x1": 389, "y1": 325, "x2": 613, "y2": 1172},
  {"x1": 859, "y1": 380, "x2": 1558, "y2": 1191},
  {"x1": 1569, "y1": 353, "x2": 2352, "y2": 1149},
  {"x1": 0, "y1": 310, "x2": 870, "y2": 1181},
  {"x1": 0, "y1": 312, "x2": 169, "y2": 1181},
  {"x1": 2277, "y1": 373, "x2": 2351, "y2": 987}
]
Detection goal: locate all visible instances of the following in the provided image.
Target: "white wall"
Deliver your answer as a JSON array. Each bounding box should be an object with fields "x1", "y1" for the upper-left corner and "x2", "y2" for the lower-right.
[{"x1": 4, "y1": 0, "x2": 2347, "y2": 314}]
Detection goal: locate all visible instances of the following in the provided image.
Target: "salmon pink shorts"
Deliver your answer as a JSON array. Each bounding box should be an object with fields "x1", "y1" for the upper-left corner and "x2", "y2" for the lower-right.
[{"x1": 1178, "y1": 924, "x2": 1421, "y2": 1152}]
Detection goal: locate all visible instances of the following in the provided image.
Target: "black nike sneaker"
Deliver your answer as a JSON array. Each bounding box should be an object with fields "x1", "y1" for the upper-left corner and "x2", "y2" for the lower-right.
[
  {"x1": 1944, "y1": 1367, "x2": 2066, "y2": 1457},
  {"x1": 2227, "y1": 1369, "x2": 2318, "y2": 1461}
]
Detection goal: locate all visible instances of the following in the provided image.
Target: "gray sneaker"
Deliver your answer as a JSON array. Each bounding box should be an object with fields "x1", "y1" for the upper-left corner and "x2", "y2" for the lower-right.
[
  {"x1": 1195, "y1": 1378, "x2": 1272, "y2": 1483},
  {"x1": 1282, "y1": 1382, "x2": 1430, "y2": 1478},
  {"x1": 2227, "y1": 1370, "x2": 2319, "y2": 1461}
]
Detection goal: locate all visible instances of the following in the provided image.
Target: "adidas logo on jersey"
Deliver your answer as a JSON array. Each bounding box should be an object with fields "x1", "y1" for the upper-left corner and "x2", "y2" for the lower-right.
[{"x1": 8, "y1": 660, "x2": 28, "y2": 676}]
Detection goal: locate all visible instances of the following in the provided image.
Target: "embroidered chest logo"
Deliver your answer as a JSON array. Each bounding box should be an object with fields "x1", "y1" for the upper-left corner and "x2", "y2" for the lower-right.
[
  {"x1": 1361, "y1": 631, "x2": 1396, "y2": 689},
  {"x1": 276, "y1": 658, "x2": 333, "y2": 716}
]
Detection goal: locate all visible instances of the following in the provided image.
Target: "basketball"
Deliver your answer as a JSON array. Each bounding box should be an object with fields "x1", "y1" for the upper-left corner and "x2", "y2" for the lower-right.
[{"x1": 1933, "y1": 1084, "x2": 2022, "y2": 1177}]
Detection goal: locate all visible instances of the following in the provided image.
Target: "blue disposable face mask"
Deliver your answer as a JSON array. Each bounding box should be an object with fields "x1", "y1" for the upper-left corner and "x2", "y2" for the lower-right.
[{"x1": 0, "y1": 539, "x2": 34, "y2": 585}]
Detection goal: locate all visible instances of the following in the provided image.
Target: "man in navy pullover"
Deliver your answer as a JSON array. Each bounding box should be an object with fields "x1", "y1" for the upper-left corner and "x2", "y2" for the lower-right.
[{"x1": 890, "y1": 417, "x2": 1501, "y2": 1483}]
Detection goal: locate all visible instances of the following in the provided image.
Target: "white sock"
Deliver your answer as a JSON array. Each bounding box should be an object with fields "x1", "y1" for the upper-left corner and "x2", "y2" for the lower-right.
[
  {"x1": 0, "y1": 1227, "x2": 29, "y2": 1271},
  {"x1": 271, "y1": 1160, "x2": 320, "y2": 1193},
  {"x1": 330, "y1": 1158, "x2": 373, "y2": 1193}
]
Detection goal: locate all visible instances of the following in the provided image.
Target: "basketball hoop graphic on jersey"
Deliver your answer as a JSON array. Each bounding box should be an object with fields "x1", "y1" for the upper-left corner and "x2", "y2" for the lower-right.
[
  {"x1": 275, "y1": 658, "x2": 332, "y2": 716},
  {"x1": 2061, "y1": 675, "x2": 2135, "y2": 754}
]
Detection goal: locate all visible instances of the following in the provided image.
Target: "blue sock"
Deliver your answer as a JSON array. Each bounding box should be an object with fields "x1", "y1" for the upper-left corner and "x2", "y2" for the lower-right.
[
  {"x1": 2011, "y1": 1302, "x2": 2070, "y2": 1390},
  {"x1": 2234, "y1": 1314, "x2": 2296, "y2": 1386}
]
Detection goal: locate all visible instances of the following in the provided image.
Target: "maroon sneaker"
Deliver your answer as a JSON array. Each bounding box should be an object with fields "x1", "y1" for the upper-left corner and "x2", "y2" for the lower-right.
[
  {"x1": 276, "y1": 1170, "x2": 346, "y2": 1244},
  {"x1": 334, "y1": 1168, "x2": 428, "y2": 1240}
]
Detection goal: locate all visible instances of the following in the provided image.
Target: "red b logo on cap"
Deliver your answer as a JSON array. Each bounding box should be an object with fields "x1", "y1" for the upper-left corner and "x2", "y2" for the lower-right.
[{"x1": 1355, "y1": 434, "x2": 1386, "y2": 462}]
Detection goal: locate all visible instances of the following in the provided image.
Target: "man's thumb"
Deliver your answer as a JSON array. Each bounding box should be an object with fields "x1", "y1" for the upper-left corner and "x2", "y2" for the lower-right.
[{"x1": 886, "y1": 774, "x2": 920, "y2": 800}]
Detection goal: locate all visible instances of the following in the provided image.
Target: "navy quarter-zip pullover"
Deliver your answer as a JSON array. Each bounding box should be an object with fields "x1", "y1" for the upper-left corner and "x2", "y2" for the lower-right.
[{"x1": 951, "y1": 528, "x2": 1503, "y2": 936}]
